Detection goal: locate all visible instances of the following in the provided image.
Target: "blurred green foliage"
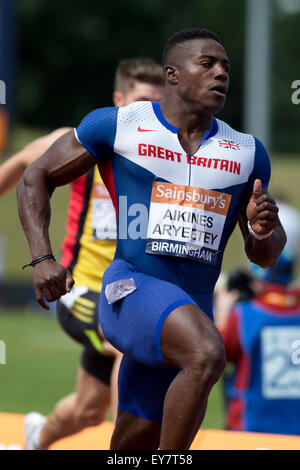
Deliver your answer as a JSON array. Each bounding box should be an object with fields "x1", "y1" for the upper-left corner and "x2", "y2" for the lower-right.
[
  {"x1": 273, "y1": 6, "x2": 300, "y2": 151},
  {"x1": 15, "y1": 0, "x2": 300, "y2": 152},
  {"x1": 17, "y1": 0, "x2": 244, "y2": 130}
]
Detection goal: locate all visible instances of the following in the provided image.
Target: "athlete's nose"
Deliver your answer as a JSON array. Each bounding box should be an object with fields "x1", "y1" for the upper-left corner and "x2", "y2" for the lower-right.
[{"x1": 214, "y1": 63, "x2": 228, "y2": 82}]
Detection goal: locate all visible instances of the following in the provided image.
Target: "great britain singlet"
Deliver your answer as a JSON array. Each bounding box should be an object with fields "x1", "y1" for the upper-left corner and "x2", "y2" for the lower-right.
[{"x1": 74, "y1": 100, "x2": 271, "y2": 299}]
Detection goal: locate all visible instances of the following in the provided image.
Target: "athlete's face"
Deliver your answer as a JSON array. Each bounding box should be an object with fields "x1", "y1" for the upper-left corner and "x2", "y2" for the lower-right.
[
  {"x1": 166, "y1": 38, "x2": 230, "y2": 115},
  {"x1": 113, "y1": 82, "x2": 163, "y2": 107}
]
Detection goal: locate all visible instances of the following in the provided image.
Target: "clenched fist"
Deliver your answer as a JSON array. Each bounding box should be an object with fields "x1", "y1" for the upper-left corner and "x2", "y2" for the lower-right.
[
  {"x1": 32, "y1": 258, "x2": 74, "y2": 310},
  {"x1": 246, "y1": 179, "x2": 279, "y2": 237}
]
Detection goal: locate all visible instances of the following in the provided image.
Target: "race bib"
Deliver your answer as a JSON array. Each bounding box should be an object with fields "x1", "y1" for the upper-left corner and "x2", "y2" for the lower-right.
[
  {"x1": 261, "y1": 326, "x2": 300, "y2": 398},
  {"x1": 91, "y1": 183, "x2": 117, "y2": 240},
  {"x1": 146, "y1": 182, "x2": 231, "y2": 265}
]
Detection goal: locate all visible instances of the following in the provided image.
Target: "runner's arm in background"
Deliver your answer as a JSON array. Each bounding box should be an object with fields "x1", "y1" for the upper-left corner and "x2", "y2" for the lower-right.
[
  {"x1": 0, "y1": 127, "x2": 70, "y2": 196},
  {"x1": 17, "y1": 130, "x2": 97, "y2": 310}
]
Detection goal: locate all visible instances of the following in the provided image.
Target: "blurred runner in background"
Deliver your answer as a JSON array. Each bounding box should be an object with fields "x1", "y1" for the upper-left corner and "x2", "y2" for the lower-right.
[
  {"x1": 0, "y1": 58, "x2": 163, "y2": 449},
  {"x1": 215, "y1": 201, "x2": 300, "y2": 435}
]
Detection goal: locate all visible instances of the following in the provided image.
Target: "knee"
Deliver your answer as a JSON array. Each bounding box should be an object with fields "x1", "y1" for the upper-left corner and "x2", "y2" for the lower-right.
[{"x1": 187, "y1": 338, "x2": 226, "y2": 385}]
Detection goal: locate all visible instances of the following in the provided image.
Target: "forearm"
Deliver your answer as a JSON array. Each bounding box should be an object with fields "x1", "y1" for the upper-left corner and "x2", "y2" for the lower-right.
[
  {"x1": 245, "y1": 223, "x2": 286, "y2": 268},
  {"x1": 17, "y1": 164, "x2": 54, "y2": 259}
]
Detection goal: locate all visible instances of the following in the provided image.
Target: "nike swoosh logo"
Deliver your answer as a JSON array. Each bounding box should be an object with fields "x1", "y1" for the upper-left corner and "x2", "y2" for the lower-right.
[{"x1": 137, "y1": 126, "x2": 157, "y2": 132}]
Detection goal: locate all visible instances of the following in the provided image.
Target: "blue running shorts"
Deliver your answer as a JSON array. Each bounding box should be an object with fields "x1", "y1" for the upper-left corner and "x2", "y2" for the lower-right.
[
  {"x1": 99, "y1": 258, "x2": 214, "y2": 422},
  {"x1": 118, "y1": 356, "x2": 180, "y2": 422}
]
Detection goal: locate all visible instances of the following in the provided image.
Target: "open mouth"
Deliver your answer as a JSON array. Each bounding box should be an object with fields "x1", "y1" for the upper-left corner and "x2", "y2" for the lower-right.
[{"x1": 210, "y1": 85, "x2": 227, "y2": 97}]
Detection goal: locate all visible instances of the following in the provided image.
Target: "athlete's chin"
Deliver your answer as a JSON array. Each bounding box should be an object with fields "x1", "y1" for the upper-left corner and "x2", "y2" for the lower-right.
[{"x1": 204, "y1": 98, "x2": 226, "y2": 116}]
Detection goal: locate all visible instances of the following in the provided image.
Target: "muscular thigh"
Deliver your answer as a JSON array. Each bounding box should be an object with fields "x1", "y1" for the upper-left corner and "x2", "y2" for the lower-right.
[
  {"x1": 161, "y1": 303, "x2": 225, "y2": 369},
  {"x1": 99, "y1": 259, "x2": 198, "y2": 368}
]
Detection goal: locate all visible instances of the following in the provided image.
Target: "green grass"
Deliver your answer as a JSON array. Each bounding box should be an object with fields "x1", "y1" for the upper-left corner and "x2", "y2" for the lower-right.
[
  {"x1": 202, "y1": 379, "x2": 226, "y2": 429},
  {"x1": 0, "y1": 307, "x2": 225, "y2": 428},
  {"x1": 0, "y1": 184, "x2": 69, "y2": 281},
  {"x1": 0, "y1": 309, "x2": 81, "y2": 415},
  {"x1": 0, "y1": 126, "x2": 69, "y2": 281}
]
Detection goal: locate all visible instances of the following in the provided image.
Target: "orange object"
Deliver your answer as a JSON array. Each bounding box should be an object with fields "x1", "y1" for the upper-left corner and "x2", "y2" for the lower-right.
[
  {"x1": 0, "y1": 412, "x2": 300, "y2": 450},
  {"x1": 0, "y1": 108, "x2": 9, "y2": 155},
  {"x1": 0, "y1": 412, "x2": 114, "y2": 450},
  {"x1": 190, "y1": 428, "x2": 300, "y2": 450}
]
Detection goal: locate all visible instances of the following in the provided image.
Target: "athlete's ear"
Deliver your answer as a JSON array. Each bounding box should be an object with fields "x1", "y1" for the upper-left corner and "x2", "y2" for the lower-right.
[
  {"x1": 113, "y1": 91, "x2": 124, "y2": 107},
  {"x1": 164, "y1": 65, "x2": 179, "y2": 85}
]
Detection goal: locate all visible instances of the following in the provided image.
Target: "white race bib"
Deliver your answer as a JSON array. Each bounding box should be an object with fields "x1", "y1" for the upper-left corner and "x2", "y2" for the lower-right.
[
  {"x1": 91, "y1": 183, "x2": 117, "y2": 240},
  {"x1": 146, "y1": 182, "x2": 231, "y2": 265},
  {"x1": 261, "y1": 326, "x2": 300, "y2": 398}
]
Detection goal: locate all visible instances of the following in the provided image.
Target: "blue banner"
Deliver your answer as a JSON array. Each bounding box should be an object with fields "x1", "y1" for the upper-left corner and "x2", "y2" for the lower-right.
[{"x1": 0, "y1": 0, "x2": 16, "y2": 151}]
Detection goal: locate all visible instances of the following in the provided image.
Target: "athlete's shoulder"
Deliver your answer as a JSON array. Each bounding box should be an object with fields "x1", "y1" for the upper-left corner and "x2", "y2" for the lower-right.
[
  {"x1": 77, "y1": 106, "x2": 118, "y2": 131},
  {"x1": 75, "y1": 107, "x2": 119, "y2": 159},
  {"x1": 119, "y1": 100, "x2": 154, "y2": 113},
  {"x1": 117, "y1": 101, "x2": 156, "y2": 125},
  {"x1": 215, "y1": 118, "x2": 270, "y2": 156},
  {"x1": 215, "y1": 118, "x2": 255, "y2": 150}
]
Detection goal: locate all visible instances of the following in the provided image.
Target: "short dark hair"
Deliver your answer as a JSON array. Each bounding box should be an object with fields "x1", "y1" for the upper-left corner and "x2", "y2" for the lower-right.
[
  {"x1": 162, "y1": 28, "x2": 222, "y2": 66},
  {"x1": 114, "y1": 58, "x2": 164, "y2": 92}
]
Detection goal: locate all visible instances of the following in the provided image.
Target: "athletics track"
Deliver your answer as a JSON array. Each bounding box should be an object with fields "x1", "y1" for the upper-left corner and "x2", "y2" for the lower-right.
[{"x1": 0, "y1": 413, "x2": 299, "y2": 450}]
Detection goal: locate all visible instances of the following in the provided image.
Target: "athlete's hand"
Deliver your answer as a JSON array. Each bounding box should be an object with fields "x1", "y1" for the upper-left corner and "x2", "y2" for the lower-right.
[
  {"x1": 32, "y1": 259, "x2": 74, "y2": 310},
  {"x1": 246, "y1": 179, "x2": 279, "y2": 236}
]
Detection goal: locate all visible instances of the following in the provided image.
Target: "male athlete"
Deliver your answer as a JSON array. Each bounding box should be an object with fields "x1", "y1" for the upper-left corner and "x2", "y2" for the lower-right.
[
  {"x1": 17, "y1": 29, "x2": 286, "y2": 450},
  {"x1": 0, "y1": 58, "x2": 163, "y2": 449}
]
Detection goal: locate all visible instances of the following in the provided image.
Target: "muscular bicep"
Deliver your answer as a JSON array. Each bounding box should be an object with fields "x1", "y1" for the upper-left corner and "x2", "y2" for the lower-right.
[{"x1": 28, "y1": 129, "x2": 97, "y2": 188}]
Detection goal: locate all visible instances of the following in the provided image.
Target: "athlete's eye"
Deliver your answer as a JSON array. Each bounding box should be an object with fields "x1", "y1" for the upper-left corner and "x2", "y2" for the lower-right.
[{"x1": 201, "y1": 62, "x2": 213, "y2": 68}]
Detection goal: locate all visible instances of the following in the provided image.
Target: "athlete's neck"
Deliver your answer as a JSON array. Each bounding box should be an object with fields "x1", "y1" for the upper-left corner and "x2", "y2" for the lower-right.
[
  {"x1": 160, "y1": 93, "x2": 213, "y2": 155},
  {"x1": 160, "y1": 92, "x2": 213, "y2": 135}
]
